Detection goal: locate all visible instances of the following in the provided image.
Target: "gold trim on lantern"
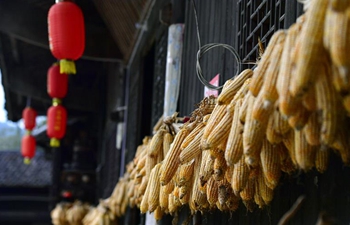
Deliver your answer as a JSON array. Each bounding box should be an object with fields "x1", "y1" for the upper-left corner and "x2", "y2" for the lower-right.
[
  {"x1": 24, "y1": 157, "x2": 31, "y2": 165},
  {"x1": 50, "y1": 138, "x2": 60, "y2": 147},
  {"x1": 52, "y1": 98, "x2": 62, "y2": 106},
  {"x1": 26, "y1": 130, "x2": 32, "y2": 135},
  {"x1": 60, "y1": 59, "x2": 76, "y2": 74}
]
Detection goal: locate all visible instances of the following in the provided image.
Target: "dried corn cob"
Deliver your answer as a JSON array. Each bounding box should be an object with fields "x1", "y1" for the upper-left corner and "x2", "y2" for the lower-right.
[
  {"x1": 240, "y1": 168, "x2": 258, "y2": 201},
  {"x1": 303, "y1": 112, "x2": 321, "y2": 146},
  {"x1": 148, "y1": 129, "x2": 166, "y2": 157},
  {"x1": 260, "y1": 140, "x2": 281, "y2": 190},
  {"x1": 254, "y1": 179, "x2": 265, "y2": 209},
  {"x1": 181, "y1": 122, "x2": 205, "y2": 149},
  {"x1": 163, "y1": 132, "x2": 174, "y2": 157},
  {"x1": 180, "y1": 129, "x2": 204, "y2": 164},
  {"x1": 252, "y1": 90, "x2": 274, "y2": 124},
  {"x1": 201, "y1": 104, "x2": 227, "y2": 144},
  {"x1": 225, "y1": 99, "x2": 244, "y2": 166},
  {"x1": 315, "y1": 61, "x2": 344, "y2": 145},
  {"x1": 161, "y1": 128, "x2": 189, "y2": 185},
  {"x1": 231, "y1": 156, "x2": 250, "y2": 195},
  {"x1": 329, "y1": 7, "x2": 350, "y2": 84},
  {"x1": 273, "y1": 106, "x2": 291, "y2": 135},
  {"x1": 159, "y1": 185, "x2": 169, "y2": 211},
  {"x1": 295, "y1": 130, "x2": 316, "y2": 171},
  {"x1": 290, "y1": 0, "x2": 328, "y2": 98},
  {"x1": 148, "y1": 163, "x2": 162, "y2": 212},
  {"x1": 178, "y1": 160, "x2": 195, "y2": 187},
  {"x1": 282, "y1": 130, "x2": 297, "y2": 166},
  {"x1": 218, "y1": 69, "x2": 253, "y2": 105},
  {"x1": 250, "y1": 30, "x2": 286, "y2": 97},
  {"x1": 239, "y1": 93, "x2": 250, "y2": 123},
  {"x1": 277, "y1": 22, "x2": 302, "y2": 117},
  {"x1": 153, "y1": 206, "x2": 163, "y2": 221},
  {"x1": 287, "y1": 104, "x2": 310, "y2": 130},
  {"x1": 199, "y1": 151, "x2": 214, "y2": 187},
  {"x1": 205, "y1": 103, "x2": 235, "y2": 150},
  {"x1": 258, "y1": 173, "x2": 274, "y2": 205},
  {"x1": 266, "y1": 111, "x2": 283, "y2": 144},
  {"x1": 206, "y1": 177, "x2": 219, "y2": 206},
  {"x1": 243, "y1": 95, "x2": 265, "y2": 162},
  {"x1": 315, "y1": 146, "x2": 330, "y2": 173},
  {"x1": 213, "y1": 152, "x2": 227, "y2": 181},
  {"x1": 261, "y1": 41, "x2": 284, "y2": 104}
]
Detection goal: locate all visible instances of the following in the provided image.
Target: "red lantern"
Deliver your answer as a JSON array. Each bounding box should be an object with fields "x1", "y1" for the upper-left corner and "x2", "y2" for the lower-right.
[
  {"x1": 47, "y1": 63, "x2": 68, "y2": 99},
  {"x1": 48, "y1": 1, "x2": 85, "y2": 74},
  {"x1": 22, "y1": 107, "x2": 37, "y2": 131},
  {"x1": 47, "y1": 103, "x2": 67, "y2": 147},
  {"x1": 21, "y1": 135, "x2": 36, "y2": 164}
]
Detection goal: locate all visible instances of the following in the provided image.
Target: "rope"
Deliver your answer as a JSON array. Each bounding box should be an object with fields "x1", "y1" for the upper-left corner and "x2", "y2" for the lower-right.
[{"x1": 192, "y1": 0, "x2": 242, "y2": 90}]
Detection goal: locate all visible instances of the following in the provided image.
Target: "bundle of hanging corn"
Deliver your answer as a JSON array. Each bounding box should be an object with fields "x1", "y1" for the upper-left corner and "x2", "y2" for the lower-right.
[{"x1": 66, "y1": 0, "x2": 350, "y2": 222}]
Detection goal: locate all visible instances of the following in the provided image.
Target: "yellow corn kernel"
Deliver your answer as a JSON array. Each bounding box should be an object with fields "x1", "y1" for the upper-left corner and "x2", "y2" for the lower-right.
[{"x1": 231, "y1": 156, "x2": 250, "y2": 195}]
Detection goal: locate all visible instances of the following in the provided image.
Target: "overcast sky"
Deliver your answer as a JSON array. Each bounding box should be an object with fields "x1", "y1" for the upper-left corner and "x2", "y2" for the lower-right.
[{"x1": 0, "y1": 72, "x2": 8, "y2": 122}]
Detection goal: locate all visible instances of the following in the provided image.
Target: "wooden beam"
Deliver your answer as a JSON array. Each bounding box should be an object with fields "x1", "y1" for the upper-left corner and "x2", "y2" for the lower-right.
[{"x1": 0, "y1": 0, "x2": 123, "y2": 62}]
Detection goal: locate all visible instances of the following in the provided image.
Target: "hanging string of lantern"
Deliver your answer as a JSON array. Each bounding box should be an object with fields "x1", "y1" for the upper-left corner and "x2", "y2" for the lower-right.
[
  {"x1": 47, "y1": 63, "x2": 68, "y2": 148},
  {"x1": 21, "y1": 105, "x2": 37, "y2": 164},
  {"x1": 48, "y1": 0, "x2": 85, "y2": 75}
]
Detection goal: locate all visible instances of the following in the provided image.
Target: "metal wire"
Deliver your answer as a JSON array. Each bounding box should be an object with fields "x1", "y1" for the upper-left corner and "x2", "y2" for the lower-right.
[{"x1": 192, "y1": 0, "x2": 242, "y2": 90}]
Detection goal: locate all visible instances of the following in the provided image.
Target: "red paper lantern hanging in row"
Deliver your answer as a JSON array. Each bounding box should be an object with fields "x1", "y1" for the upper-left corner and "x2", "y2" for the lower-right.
[
  {"x1": 46, "y1": 63, "x2": 68, "y2": 148},
  {"x1": 22, "y1": 107, "x2": 37, "y2": 132},
  {"x1": 21, "y1": 107, "x2": 37, "y2": 164},
  {"x1": 47, "y1": 63, "x2": 68, "y2": 100},
  {"x1": 21, "y1": 135, "x2": 36, "y2": 165},
  {"x1": 48, "y1": 0, "x2": 85, "y2": 75},
  {"x1": 47, "y1": 100, "x2": 67, "y2": 147}
]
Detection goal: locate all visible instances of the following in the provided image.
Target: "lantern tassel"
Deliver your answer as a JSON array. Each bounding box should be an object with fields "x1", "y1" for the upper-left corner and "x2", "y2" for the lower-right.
[
  {"x1": 60, "y1": 59, "x2": 76, "y2": 74},
  {"x1": 50, "y1": 138, "x2": 61, "y2": 147},
  {"x1": 24, "y1": 157, "x2": 31, "y2": 165}
]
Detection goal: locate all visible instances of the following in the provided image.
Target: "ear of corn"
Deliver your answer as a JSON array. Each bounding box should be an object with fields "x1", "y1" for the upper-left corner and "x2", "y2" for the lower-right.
[
  {"x1": 329, "y1": 7, "x2": 350, "y2": 82},
  {"x1": 315, "y1": 61, "x2": 344, "y2": 145},
  {"x1": 160, "y1": 128, "x2": 189, "y2": 186},
  {"x1": 240, "y1": 168, "x2": 257, "y2": 201},
  {"x1": 282, "y1": 130, "x2": 297, "y2": 166},
  {"x1": 163, "y1": 132, "x2": 174, "y2": 157},
  {"x1": 302, "y1": 85, "x2": 318, "y2": 111},
  {"x1": 266, "y1": 111, "x2": 283, "y2": 144},
  {"x1": 290, "y1": 0, "x2": 328, "y2": 98},
  {"x1": 148, "y1": 129, "x2": 165, "y2": 157},
  {"x1": 180, "y1": 129, "x2": 204, "y2": 164},
  {"x1": 315, "y1": 146, "x2": 330, "y2": 173},
  {"x1": 181, "y1": 122, "x2": 205, "y2": 149},
  {"x1": 239, "y1": 93, "x2": 250, "y2": 123},
  {"x1": 225, "y1": 99, "x2": 244, "y2": 166},
  {"x1": 178, "y1": 160, "x2": 195, "y2": 187},
  {"x1": 303, "y1": 112, "x2": 321, "y2": 146},
  {"x1": 147, "y1": 163, "x2": 162, "y2": 212},
  {"x1": 252, "y1": 90, "x2": 274, "y2": 124},
  {"x1": 218, "y1": 69, "x2": 254, "y2": 105},
  {"x1": 231, "y1": 156, "x2": 250, "y2": 195},
  {"x1": 331, "y1": 125, "x2": 350, "y2": 165},
  {"x1": 204, "y1": 104, "x2": 234, "y2": 150},
  {"x1": 261, "y1": 41, "x2": 285, "y2": 104},
  {"x1": 259, "y1": 174, "x2": 274, "y2": 205},
  {"x1": 199, "y1": 151, "x2": 214, "y2": 187},
  {"x1": 330, "y1": 0, "x2": 350, "y2": 11},
  {"x1": 260, "y1": 140, "x2": 281, "y2": 190},
  {"x1": 250, "y1": 30, "x2": 286, "y2": 97},
  {"x1": 202, "y1": 105, "x2": 227, "y2": 144},
  {"x1": 213, "y1": 152, "x2": 227, "y2": 181},
  {"x1": 206, "y1": 177, "x2": 219, "y2": 206},
  {"x1": 295, "y1": 130, "x2": 316, "y2": 171}
]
